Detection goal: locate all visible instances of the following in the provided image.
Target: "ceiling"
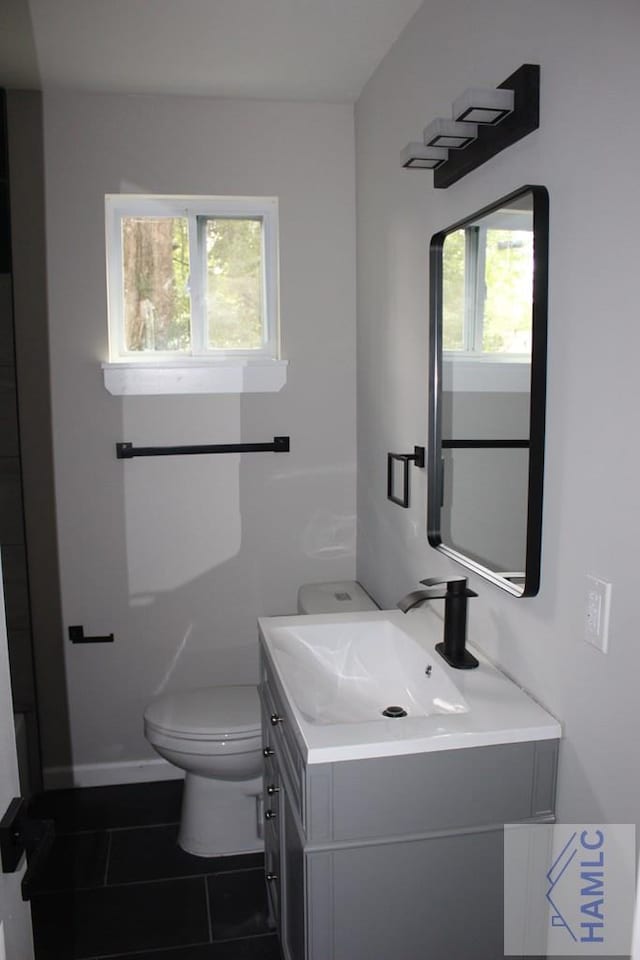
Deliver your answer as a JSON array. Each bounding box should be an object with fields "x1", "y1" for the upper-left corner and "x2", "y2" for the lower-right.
[{"x1": 0, "y1": 0, "x2": 423, "y2": 102}]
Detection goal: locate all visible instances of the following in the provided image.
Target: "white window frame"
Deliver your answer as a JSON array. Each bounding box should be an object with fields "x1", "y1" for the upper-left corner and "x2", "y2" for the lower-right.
[{"x1": 103, "y1": 194, "x2": 286, "y2": 395}]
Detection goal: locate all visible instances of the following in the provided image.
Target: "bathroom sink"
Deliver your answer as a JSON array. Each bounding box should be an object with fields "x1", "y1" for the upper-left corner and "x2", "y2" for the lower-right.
[
  {"x1": 258, "y1": 609, "x2": 561, "y2": 764},
  {"x1": 266, "y1": 618, "x2": 469, "y2": 724}
]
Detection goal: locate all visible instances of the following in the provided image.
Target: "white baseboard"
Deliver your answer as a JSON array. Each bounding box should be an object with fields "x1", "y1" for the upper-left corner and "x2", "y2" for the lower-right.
[{"x1": 43, "y1": 758, "x2": 183, "y2": 790}]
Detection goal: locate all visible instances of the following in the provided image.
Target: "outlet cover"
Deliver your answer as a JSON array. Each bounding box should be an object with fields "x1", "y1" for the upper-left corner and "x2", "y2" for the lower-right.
[{"x1": 585, "y1": 575, "x2": 612, "y2": 653}]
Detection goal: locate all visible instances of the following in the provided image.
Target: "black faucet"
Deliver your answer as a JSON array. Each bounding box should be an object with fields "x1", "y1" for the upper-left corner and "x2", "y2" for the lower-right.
[{"x1": 397, "y1": 576, "x2": 479, "y2": 669}]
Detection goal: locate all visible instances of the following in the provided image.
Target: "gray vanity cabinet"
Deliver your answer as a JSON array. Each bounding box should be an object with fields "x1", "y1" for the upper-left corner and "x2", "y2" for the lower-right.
[{"x1": 259, "y1": 649, "x2": 557, "y2": 960}]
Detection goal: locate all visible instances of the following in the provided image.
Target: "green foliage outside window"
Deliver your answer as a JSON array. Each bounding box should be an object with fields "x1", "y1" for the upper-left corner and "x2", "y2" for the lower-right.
[
  {"x1": 442, "y1": 225, "x2": 533, "y2": 355},
  {"x1": 482, "y1": 230, "x2": 533, "y2": 354},
  {"x1": 442, "y1": 230, "x2": 465, "y2": 351},
  {"x1": 206, "y1": 218, "x2": 263, "y2": 350},
  {"x1": 121, "y1": 216, "x2": 264, "y2": 354}
]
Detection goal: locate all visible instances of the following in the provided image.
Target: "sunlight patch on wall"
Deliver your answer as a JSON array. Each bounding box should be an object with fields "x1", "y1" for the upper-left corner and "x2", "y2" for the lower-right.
[
  {"x1": 124, "y1": 453, "x2": 242, "y2": 593},
  {"x1": 122, "y1": 400, "x2": 242, "y2": 593}
]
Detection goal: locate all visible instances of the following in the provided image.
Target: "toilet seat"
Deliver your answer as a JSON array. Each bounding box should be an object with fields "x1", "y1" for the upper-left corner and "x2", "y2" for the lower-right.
[{"x1": 144, "y1": 685, "x2": 261, "y2": 742}]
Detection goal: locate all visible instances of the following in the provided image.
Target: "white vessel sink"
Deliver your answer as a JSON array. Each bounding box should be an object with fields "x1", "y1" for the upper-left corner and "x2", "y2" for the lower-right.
[
  {"x1": 266, "y1": 618, "x2": 469, "y2": 724},
  {"x1": 258, "y1": 608, "x2": 561, "y2": 764}
]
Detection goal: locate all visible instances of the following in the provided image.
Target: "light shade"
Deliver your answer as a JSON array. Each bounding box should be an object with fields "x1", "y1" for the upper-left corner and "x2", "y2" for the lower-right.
[
  {"x1": 423, "y1": 118, "x2": 477, "y2": 150},
  {"x1": 401, "y1": 142, "x2": 449, "y2": 169},
  {"x1": 453, "y1": 87, "x2": 514, "y2": 125}
]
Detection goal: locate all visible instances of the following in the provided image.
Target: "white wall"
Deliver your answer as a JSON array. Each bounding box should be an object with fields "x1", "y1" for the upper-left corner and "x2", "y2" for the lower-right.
[
  {"x1": 355, "y1": 0, "x2": 640, "y2": 838},
  {"x1": 42, "y1": 92, "x2": 357, "y2": 779}
]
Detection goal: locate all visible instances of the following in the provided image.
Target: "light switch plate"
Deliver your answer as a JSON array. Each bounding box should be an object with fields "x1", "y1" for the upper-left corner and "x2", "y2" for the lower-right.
[{"x1": 585, "y1": 575, "x2": 611, "y2": 653}]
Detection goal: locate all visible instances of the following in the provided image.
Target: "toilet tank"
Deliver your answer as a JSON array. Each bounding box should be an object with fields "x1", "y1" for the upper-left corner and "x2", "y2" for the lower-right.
[{"x1": 297, "y1": 580, "x2": 379, "y2": 615}]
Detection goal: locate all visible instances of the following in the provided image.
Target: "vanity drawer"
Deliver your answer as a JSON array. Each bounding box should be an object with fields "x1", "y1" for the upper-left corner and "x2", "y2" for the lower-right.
[
  {"x1": 263, "y1": 774, "x2": 281, "y2": 928},
  {"x1": 259, "y1": 668, "x2": 305, "y2": 826},
  {"x1": 260, "y1": 656, "x2": 304, "y2": 761},
  {"x1": 264, "y1": 837, "x2": 280, "y2": 927}
]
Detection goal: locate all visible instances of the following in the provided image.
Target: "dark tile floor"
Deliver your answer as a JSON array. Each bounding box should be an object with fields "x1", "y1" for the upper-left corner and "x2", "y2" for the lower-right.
[{"x1": 28, "y1": 780, "x2": 282, "y2": 960}]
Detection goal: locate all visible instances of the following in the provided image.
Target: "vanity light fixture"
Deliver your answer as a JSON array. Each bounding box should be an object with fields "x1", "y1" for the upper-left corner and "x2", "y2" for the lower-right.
[
  {"x1": 401, "y1": 64, "x2": 540, "y2": 188},
  {"x1": 401, "y1": 142, "x2": 449, "y2": 169},
  {"x1": 452, "y1": 88, "x2": 514, "y2": 125},
  {"x1": 423, "y1": 118, "x2": 478, "y2": 150}
]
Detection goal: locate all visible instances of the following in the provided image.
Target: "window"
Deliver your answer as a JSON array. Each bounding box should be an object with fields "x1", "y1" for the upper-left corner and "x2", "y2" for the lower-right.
[{"x1": 103, "y1": 195, "x2": 285, "y2": 395}]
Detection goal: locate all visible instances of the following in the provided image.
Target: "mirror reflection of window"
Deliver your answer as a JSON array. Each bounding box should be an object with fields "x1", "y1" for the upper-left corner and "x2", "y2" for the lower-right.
[
  {"x1": 443, "y1": 229, "x2": 465, "y2": 351},
  {"x1": 483, "y1": 226, "x2": 533, "y2": 354},
  {"x1": 442, "y1": 200, "x2": 533, "y2": 359}
]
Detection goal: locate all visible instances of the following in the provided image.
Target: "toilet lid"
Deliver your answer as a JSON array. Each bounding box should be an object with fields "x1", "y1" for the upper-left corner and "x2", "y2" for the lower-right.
[{"x1": 144, "y1": 685, "x2": 261, "y2": 740}]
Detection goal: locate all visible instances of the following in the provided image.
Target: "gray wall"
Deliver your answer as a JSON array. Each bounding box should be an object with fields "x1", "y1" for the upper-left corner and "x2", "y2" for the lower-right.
[
  {"x1": 442, "y1": 388, "x2": 530, "y2": 571},
  {"x1": 41, "y1": 92, "x2": 357, "y2": 781},
  {"x1": 5, "y1": 91, "x2": 64, "y2": 789},
  {"x1": 355, "y1": 0, "x2": 640, "y2": 844}
]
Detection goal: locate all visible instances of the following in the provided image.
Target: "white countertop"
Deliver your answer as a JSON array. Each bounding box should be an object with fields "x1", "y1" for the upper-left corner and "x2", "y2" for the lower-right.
[{"x1": 258, "y1": 607, "x2": 561, "y2": 764}]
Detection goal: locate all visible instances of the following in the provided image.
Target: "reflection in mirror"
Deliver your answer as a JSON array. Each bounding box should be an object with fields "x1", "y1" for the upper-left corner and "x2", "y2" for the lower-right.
[{"x1": 428, "y1": 186, "x2": 549, "y2": 597}]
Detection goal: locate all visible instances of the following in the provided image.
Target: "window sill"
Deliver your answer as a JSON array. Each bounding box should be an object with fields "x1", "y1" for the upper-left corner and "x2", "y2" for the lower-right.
[
  {"x1": 443, "y1": 357, "x2": 530, "y2": 393},
  {"x1": 102, "y1": 359, "x2": 288, "y2": 396}
]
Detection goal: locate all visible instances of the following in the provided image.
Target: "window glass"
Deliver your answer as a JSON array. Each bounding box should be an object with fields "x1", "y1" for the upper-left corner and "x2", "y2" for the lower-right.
[
  {"x1": 442, "y1": 229, "x2": 465, "y2": 351},
  {"x1": 204, "y1": 217, "x2": 264, "y2": 350},
  {"x1": 482, "y1": 228, "x2": 533, "y2": 354},
  {"x1": 442, "y1": 214, "x2": 533, "y2": 358},
  {"x1": 121, "y1": 216, "x2": 191, "y2": 353}
]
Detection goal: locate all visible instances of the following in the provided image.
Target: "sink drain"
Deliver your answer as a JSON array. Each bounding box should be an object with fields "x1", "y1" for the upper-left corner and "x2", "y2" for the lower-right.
[{"x1": 382, "y1": 705, "x2": 408, "y2": 718}]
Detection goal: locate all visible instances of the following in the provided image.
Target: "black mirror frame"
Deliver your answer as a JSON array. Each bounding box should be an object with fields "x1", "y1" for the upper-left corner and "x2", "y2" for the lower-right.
[{"x1": 427, "y1": 184, "x2": 549, "y2": 597}]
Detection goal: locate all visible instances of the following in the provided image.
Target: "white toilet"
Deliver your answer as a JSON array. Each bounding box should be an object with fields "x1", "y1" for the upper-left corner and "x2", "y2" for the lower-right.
[
  {"x1": 143, "y1": 580, "x2": 377, "y2": 857},
  {"x1": 144, "y1": 685, "x2": 263, "y2": 856}
]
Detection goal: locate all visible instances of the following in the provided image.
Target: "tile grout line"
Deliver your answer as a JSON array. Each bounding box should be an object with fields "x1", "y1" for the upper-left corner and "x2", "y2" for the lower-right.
[
  {"x1": 79, "y1": 931, "x2": 277, "y2": 960},
  {"x1": 29, "y1": 863, "x2": 265, "y2": 898},
  {"x1": 96, "y1": 866, "x2": 265, "y2": 891},
  {"x1": 204, "y1": 874, "x2": 213, "y2": 943},
  {"x1": 103, "y1": 830, "x2": 113, "y2": 886},
  {"x1": 77, "y1": 937, "x2": 211, "y2": 959},
  {"x1": 53, "y1": 820, "x2": 181, "y2": 838},
  {"x1": 102, "y1": 821, "x2": 181, "y2": 835}
]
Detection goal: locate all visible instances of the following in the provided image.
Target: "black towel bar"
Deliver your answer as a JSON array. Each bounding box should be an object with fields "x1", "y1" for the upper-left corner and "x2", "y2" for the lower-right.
[
  {"x1": 116, "y1": 436, "x2": 290, "y2": 459},
  {"x1": 441, "y1": 439, "x2": 529, "y2": 449}
]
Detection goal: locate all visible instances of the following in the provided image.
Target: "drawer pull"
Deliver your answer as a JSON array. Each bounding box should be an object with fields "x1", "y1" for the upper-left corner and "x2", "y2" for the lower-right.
[
  {"x1": 263, "y1": 747, "x2": 275, "y2": 758},
  {"x1": 266, "y1": 871, "x2": 279, "y2": 882},
  {"x1": 267, "y1": 784, "x2": 280, "y2": 796},
  {"x1": 270, "y1": 714, "x2": 284, "y2": 726},
  {"x1": 265, "y1": 809, "x2": 277, "y2": 820}
]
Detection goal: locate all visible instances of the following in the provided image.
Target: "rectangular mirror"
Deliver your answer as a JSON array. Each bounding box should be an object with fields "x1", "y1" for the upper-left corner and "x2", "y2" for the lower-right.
[{"x1": 427, "y1": 185, "x2": 549, "y2": 596}]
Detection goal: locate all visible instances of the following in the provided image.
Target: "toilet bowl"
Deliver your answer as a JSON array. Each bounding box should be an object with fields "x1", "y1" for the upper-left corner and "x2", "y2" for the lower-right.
[
  {"x1": 144, "y1": 685, "x2": 262, "y2": 856},
  {"x1": 143, "y1": 580, "x2": 377, "y2": 857}
]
